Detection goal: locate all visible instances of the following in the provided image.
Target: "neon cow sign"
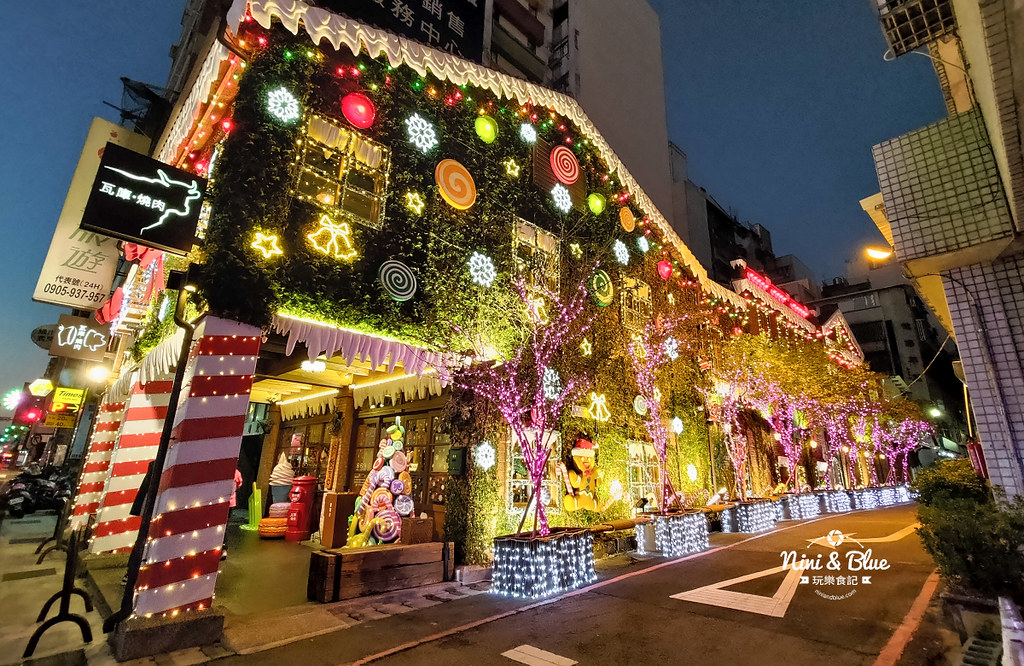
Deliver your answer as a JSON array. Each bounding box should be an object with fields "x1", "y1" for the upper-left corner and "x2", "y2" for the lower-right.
[{"x1": 743, "y1": 267, "x2": 811, "y2": 319}]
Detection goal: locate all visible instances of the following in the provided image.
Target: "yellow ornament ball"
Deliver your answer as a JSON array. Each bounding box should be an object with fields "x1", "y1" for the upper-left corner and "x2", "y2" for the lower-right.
[
  {"x1": 475, "y1": 115, "x2": 498, "y2": 144},
  {"x1": 587, "y1": 193, "x2": 606, "y2": 215}
]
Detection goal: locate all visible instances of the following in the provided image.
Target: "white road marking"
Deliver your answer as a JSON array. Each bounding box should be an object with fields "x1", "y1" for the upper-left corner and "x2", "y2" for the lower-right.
[
  {"x1": 858, "y1": 523, "x2": 920, "y2": 543},
  {"x1": 671, "y1": 564, "x2": 803, "y2": 617},
  {"x1": 502, "y1": 644, "x2": 578, "y2": 666}
]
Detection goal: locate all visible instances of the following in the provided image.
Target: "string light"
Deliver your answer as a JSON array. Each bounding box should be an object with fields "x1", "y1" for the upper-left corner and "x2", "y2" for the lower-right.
[
  {"x1": 722, "y1": 500, "x2": 776, "y2": 533},
  {"x1": 491, "y1": 531, "x2": 596, "y2": 598}
]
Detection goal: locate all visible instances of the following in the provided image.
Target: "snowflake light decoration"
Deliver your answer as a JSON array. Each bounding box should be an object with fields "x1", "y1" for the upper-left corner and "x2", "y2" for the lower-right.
[
  {"x1": 671, "y1": 417, "x2": 684, "y2": 434},
  {"x1": 542, "y1": 368, "x2": 562, "y2": 400},
  {"x1": 664, "y1": 336, "x2": 679, "y2": 360},
  {"x1": 266, "y1": 86, "x2": 300, "y2": 124},
  {"x1": 468, "y1": 251, "x2": 496, "y2": 287},
  {"x1": 475, "y1": 441, "x2": 496, "y2": 471},
  {"x1": 519, "y1": 123, "x2": 537, "y2": 143},
  {"x1": 637, "y1": 236, "x2": 650, "y2": 253},
  {"x1": 3, "y1": 389, "x2": 23, "y2": 411},
  {"x1": 551, "y1": 184, "x2": 571, "y2": 213},
  {"x1": 612, "y1": 239, "x2": 629, "y2": 265},
  {"x1": 405, "y1": 113, "x2": 438, "y2": 153}
]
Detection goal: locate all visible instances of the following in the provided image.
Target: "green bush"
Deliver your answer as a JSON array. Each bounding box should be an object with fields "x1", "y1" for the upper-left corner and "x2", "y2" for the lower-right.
[
  {"x1": 917, "y1": 496, "x2": 1024, "y2": 601},
  {"x1": 911, "y1": 458, "x2": 991, "y2": 506}
]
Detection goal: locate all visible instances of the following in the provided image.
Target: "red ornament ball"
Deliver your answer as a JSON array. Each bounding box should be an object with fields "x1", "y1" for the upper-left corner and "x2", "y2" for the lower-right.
[
  {"x1": 341, "y1": 92, "x2": 375, "y2": 129},
  {"x1": 657, "y1": 260, "x2": 673, "y2": 280}
]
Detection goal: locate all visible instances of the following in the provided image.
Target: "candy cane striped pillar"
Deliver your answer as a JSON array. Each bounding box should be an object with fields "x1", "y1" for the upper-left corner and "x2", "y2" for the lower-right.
[
  {"x1": 90, "y1": 376, "x2": 175, "y2": 554},
  {"x1": 133, "y1": 317, "x2": 260, "y2": 619},
  {"x1": 70, "y1": 401, "x2": 127, "y2": 529}
]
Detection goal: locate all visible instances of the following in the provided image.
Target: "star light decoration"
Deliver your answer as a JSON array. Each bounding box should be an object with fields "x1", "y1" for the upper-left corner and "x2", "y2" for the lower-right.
[
  {"x1": 503, "y1": 158, "x2": 521, "y2": 177},
  {"x1": 542, "y1": 368, "x2": 562, "y2": 400},
  {"x1": 405, "y1": 192, "x2": 426, "y2": 214},
  {"x1": 467, "y1": 251, "x2": 496, "y2": 287},
  {"x1": 266, "y1": 86, "x2": 300, "y2": 124},
  {"x1": 612, "y1": 239, "x2": 630, "y2": 265},
  {"x1": 405, "y1": 113, "x2": 438, "y2": 153},
  {"x1": 250, "y1": 232, "x2": 283, "y2": 259},
  {"x1": 519, "y1": 123, "x2": 537, "y2": 143},
  {"x1": 551, "y1": 184, "x2": 572, "y2": 213},
  {"x1": 579, "y1": 338, "x2": 592, "y2": 356},
  {"x1": 569, "y1": 243, "x2": 582, "y2": 259},
  {"x1": 475, "y1": 441, "x2": 497, "y2": 471},
  {"x1": 637, "y1": 236, "x2": 650, "y2": 253}
]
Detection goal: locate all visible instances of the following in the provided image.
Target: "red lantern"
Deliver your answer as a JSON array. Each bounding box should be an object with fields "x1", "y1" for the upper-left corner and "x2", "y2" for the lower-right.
[
  {"x1": 341, "y1": 92, "x2": 375, "y2": 129},
  {"x1": 657, "y1": 260, "x2": 672, "y2": 280}
]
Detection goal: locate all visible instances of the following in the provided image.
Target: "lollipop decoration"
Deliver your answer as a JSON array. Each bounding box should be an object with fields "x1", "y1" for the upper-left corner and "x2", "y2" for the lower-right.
[
  {"x1": 346, "y1": 416, "x2": 412, "y2": 546},
  {"x1": 550, "y1": 145, "x2": 580, "y2": 185},
  {"x1": 587, "y1": 269, "x2": 614, "y2": 307},
  {"x1": 435, "y1": 159, "x2": 477, "y2": 210},
  {"x1": 378, "y1": 260, "x2": 418, "y2": 301}
]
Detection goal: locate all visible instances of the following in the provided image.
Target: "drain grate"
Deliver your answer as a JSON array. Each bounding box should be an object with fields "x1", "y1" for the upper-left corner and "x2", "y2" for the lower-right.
[
  {"x1": 2, "y1": 568, "x2": 57, "y2": 582},
  {"x1": 960, "y1": 637, "x2": 1002, "y2": 666}
]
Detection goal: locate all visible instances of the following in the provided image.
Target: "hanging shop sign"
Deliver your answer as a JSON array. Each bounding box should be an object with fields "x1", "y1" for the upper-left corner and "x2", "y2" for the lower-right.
[
  {"x1": 44, "y1": 412, "x2": 78, "y2": 429},
  {"x1": 49, "y1": 387, "x2": 86, "y2": 415},
  {"x1": 34, "y1": 118, "x2": 149, "y2": 310},
  {"x1": 50, "y1": 314, "x2": 109, "y2": 362},
  {"x1": 316, "y1": 0, "x2": 485, "y2": 61},
  {"x1": 80, "y1": 143, "x2": 207, "y2": 255},
  {"x1": 30, "y1": 324, "x2": 57, "y2": 351}
]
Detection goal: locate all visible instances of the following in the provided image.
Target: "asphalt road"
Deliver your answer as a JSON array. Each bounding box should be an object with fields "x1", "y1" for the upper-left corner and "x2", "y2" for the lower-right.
[{"x1": 221, "y1": 505, "x2": 932, "y2": 666}]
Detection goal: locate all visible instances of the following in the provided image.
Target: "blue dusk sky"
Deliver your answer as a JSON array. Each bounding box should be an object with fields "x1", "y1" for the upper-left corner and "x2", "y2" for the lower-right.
[{"x1": 0, "y1": 1, "x2": 945, "y2": 411}]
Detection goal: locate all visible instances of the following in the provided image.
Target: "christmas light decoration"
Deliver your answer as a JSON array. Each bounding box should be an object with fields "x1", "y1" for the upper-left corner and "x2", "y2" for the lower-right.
[
  {"x1": 637, "y1": 236, "x2": 650, "y2": 253},
  {"x1": 491, "y1": 530, "x2": 596, "y2": 598},
  {"x1": 551, "y1": 184, "x2": 571, "y2": 213},
  {"x1": 503, "y1": 158, "x2": 520, "y2": 177},
  {"x1": 686, "y1": 463, "x2": 699, "y2": 482},
  {"x1": 619, "y1": 208, "x2": 635, "y2": 232},
  {"x1": 3, "y1": 389, "x2": 23, "y2": 411},
  {"x1": 266, "y1": 86, "x2": 300, "y2": 123},
  {"x1": 341, "y1": 92, "x2": 375, "y2": 128},
  {"x1": 647, "y1": 513, "x2": 710, "y2": 557},
  {"x1": 549, "y1": 145, "x2": 580, "y2": 185},
  {"x1": 587, "y1": 392, "x2": 610, "y2": 422},
  {"x1": 475, "y1": 115, "x2": 498, "y2": 143},
  {"x1": 405, "y1": 113, "x2": 438, "y2": 152},
  {"x1": 475, "y1": 441, "x2": 496, "y2": 471},
  {"x1": 743, "y1": 267, "x2": 810, "y2": 319},
  {"x1": 633, "y1": 395, "x2": 648, "y2": 415},
  {"x1": 657, "y1": 260, "x2": 673, "y2": 280},
  {"x1": 579, "y1": 338, "x2": 592, "y2": 356},
  {"x1": 542, "y1": 368, "x2": 561, "y2": 400},
  {"x1": 670, "y1": 417, "x2": 684, "y2": 434},
  {"x1": 519, "y1": 123, "x2": 537, "y2": 143},
  {"x1": 587, "y1": 270, "x2": 614, "y2": 307},
  {"x1": 435, "y1": 159, "x2": 477, "y2": 210},
  {"x1": 467, "y1": 251, "x2": 496, "y2": 287},
  {"x1": 378, "y1": 260, "x2": 418, "y2": 301},
  {"x1": 587, "y1": 193, "x2": 606, "y2": 215},
  {"x1": 664, "y1": 336, "x2": 679, "y2": 360},
  {"x1": 612, "y1": 239, "x2": 629, "y2": 265},
  {"x1": 569, "y1": 243, "x2": 582, "y2": 259},
  {"x1": 781, "y1": 493, "x2": 821, "y2": 520},
  {"x1": 823, "y1": 490, "x2": 852, "y2": 513},
  {"x1": 721, "y1": 500, "x2": 777, "y2": 533},
  {"x1": 250, "y1": 232, "x2": 283, "y2": 259},
  {"x1": 307, "y1": 214, "x2": 357, "y2": 260},
  {"x1": 404, "y1": 192, "x2": 426, "y2": 214}
]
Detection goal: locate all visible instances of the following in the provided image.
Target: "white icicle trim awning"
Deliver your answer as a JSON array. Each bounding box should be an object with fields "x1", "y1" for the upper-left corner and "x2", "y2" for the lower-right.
[
  {"x1": 107, "y1": 328, "x2": 186, "y2": 402},
  {"x1": 270, "y1": 314, "x2": 452, "y2": 381},
  {"x1": 353, "y1": 370, "x2": 445, "y2": 407},
  {"x1": 278, "y1": 389, "x2": 338, "y2": 421}
]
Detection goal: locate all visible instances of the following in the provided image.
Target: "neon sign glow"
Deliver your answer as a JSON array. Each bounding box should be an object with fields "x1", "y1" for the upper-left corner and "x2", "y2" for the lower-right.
[{"x1": 743, "y1": 268, "x2": 810, "y2": 318}]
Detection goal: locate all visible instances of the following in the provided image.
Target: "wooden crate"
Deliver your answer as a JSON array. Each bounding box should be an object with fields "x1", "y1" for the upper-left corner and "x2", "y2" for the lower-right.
[
  {"x1": 399, "y1": 517, "x2": 433, "y2": 544},
  {"x1": 307, "y1": 550, "x2": 340, "y2": 603},
  {"x1": 313, "y1": 541, "x2": 453, "y2": 601}
]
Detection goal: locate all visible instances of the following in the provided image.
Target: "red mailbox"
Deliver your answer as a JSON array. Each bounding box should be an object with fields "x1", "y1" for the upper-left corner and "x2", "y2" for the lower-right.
[{"x1": 285, "y1": 476, "x2": 318, "y2": 542}]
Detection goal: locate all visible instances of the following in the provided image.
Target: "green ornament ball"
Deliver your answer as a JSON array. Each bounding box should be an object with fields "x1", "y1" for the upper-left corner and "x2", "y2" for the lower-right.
[
  {"x1": 475, "y1": 115, "x2": 498, "y2": 144},
  {"x1": 587, "y1": 193, "x2": 606, "y2": 215}
]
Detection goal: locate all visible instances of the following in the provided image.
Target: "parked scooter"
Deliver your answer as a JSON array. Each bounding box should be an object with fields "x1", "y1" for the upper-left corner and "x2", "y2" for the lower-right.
[{"x1": 0, "y1": 464, "x2": 73, "y2": 519}]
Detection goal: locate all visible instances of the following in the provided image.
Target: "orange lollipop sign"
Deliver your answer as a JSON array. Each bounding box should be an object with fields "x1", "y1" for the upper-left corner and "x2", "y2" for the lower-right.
[{"x1": 435, "y1": 159, "x2": 477, "y2": 210}]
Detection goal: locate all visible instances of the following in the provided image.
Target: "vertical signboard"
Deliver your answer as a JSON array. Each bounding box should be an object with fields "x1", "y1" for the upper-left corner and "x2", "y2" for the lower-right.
[
  {"x1": 33, "y1": 118, "x2": 150, "y2": 309},
  {"x1": 51, "y1": 314, "x2": 110, "y2": 362}
]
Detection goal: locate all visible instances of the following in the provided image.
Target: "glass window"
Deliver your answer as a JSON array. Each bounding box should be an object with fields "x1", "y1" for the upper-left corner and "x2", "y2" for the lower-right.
[
  {"x1": 621, "y1": 276, "x2": 652, "y2": 332},
  {"x1": 627, "y1": 440, "x2": 660, "y2": 510},
  {"x1": 513, "y1": 219, "x2": 560, "y2": 292},
  {"x1": 506, "y1": 429, "x2": 562, "y2": 515}
]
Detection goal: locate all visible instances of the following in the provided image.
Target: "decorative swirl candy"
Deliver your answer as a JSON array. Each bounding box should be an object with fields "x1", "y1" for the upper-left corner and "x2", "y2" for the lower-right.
[
  {"x1": 378, "y1": 260, "x2": 417, "y2": 302},
  {"x1": 390, "y1": 479, "x2": 405, "y2": 496},
  {"x1": 587, "y1": 269, "x2": 615, "y2": 307},
  {"x1": 435, "y1": 159, "x2": 476, "y2": 210},
  {"x1": 394, "y1": 494, "x2": 415, "y2": 516},
  {"x1": 549, "y1": 145, "x2": 580, "y2": 185},
  {"x1": 390, "y1": 450, "x2": 408, "y2": 473},
  {"x1": 377, "y1": 465, "x2": 396, "y2": 487},
  {"x1": 373, "y1": 509, "x2": 402, "y2": 542},
  {"x1": 370, "y1": 487, "x2": 393, "y2": 509},
  {"x1": 399, "y1": 471, "x2": 413, "y2": 495},
  {"x1": 358, "y1": 505, "x2": 377, "y2": 533},
  {"x1": 620, "y1": 207, "x2": 636, "y2": 232}
]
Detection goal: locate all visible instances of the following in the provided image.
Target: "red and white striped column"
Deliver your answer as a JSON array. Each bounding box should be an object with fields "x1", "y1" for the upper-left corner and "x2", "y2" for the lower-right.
[
  {"x1": 133, "y1": 316, "x2": 260, "y2": 618},
  {"x1": 70, "y1": 400, "x2": 127, "y2": 529},
  {"x1": 90, "y1": 375, "x2": 175, "y2": 554}
]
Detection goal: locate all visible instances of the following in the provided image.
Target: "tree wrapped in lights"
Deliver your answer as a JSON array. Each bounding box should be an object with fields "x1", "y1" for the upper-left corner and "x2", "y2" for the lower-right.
[
  {"x1": 627, "y1": 319, "x2": 683, "y2": 512},
  {"x1": 703, "y1": 379, "x2": 749, "y2": 501},
  {"x1": 454, "y1": 276, "x2": 594, "y2": 536}
]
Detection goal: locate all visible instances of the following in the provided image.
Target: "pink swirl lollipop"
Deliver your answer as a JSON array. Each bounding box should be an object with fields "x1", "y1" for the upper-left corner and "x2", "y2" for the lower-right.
[
  {"x1": 394, "y1": 494, "x2": 414, "y2": 516},
  {"x1": 372, "y1": 509, "x2": 402, "y2": 542},
  {"x1": 390, "y1": 450, "x2": 408, "y2": 473},
  {"x1": 550, "y1": 145, "x2": 580, "y2": 185},
  {"x1": 372, "y1": 455, "x2": 384, "y2": 471},
  {"x1": 370, "y1": 487, "x2": 394, "y2": 510}
]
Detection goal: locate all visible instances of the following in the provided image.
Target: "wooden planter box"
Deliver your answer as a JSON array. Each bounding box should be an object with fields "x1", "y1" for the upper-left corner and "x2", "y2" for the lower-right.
[
  {"x1": 491, "y1": 528, "x2": 595, "y2": 598},
  {"x1": 308, "y1": 541, "x2": 454, "y2": 603}
]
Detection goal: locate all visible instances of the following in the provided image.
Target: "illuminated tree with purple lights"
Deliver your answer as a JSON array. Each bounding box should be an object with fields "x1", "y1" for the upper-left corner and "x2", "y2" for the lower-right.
[
  {"x1": 627, "y1": 319, "x2": 683, "y2": 511},
  {"x1": 454, "y1": 276, "x2": 594, "y2": 536}
]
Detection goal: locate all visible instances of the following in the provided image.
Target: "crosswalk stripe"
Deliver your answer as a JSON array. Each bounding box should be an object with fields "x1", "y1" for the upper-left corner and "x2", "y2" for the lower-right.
[{"x1": 502, "y1": 644, "x2": 578, "y2": 666}]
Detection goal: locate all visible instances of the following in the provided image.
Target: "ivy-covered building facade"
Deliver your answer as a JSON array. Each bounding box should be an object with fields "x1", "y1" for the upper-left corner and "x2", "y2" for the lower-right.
[{"x1": 71, "y1": 0, "x2": 917, "y2": 629}]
